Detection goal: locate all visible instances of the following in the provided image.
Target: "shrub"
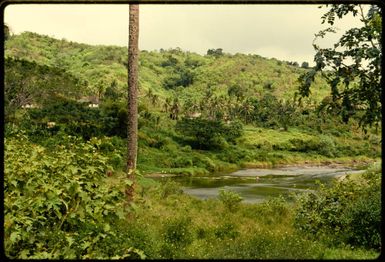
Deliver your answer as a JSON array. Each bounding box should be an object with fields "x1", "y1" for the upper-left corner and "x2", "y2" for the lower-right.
[
  {"x1": 263, "y1": 80, "x2": 275, "y2": 90},
  {"x1": 289, "y1": 135, "x2": 336, "y2": 157},
  {"x1": 160, "y1": 216, "x2": 193, "y2": 258},
  {"x1": 218, "y1": 189, "x2": 243, "y2": 212},
  {"x1": 175, "y1": 117, "x2": 243, "y2": 150},
  {"x1": 214, "y1": 222, "x2": 239, "y2": 240},
  {"x1": 217, "y1": 146, "x2": 250, "y2": 164},
  {"x1": 99, "y1": 99, "x2": 128, "y2": 137},
  {"x1": 261, "y1": 195, "x2": 290, "y2": 217},
  {"x1": 294, "y1": 170, "x2": 381, "y2": 250},
  {"x1": 289, "y1": 138, "x2": 319, "y2": 152},
  {"x1": 4, "y1": 133, "x2": 133, "y2": 259},
  {"x1": 159, "y1": 180, "x2": 183, "y2": 198},
  {"x1": 173, "y1": 156, "x2": 193, "y2": 168},
  {"x1": 318, "y1": 135, "x2": 337, "y2": 157}
]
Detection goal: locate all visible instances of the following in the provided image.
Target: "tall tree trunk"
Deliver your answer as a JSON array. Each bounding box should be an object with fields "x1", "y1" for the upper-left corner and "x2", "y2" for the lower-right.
[{"x1": 126, "y1": 4, "x2": 139, "y2": 200}]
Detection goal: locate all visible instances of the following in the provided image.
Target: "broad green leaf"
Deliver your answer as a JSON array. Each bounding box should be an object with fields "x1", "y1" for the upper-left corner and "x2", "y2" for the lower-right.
[
  {"x1": 81, "y1": 241, "x2": 91, "y2": 250},
  {"x1": 10, "y1": 180, "x2": 18, "y2": 188},
  {"x1": 69, "y1": 166, "x2": 79, "y2": 175},
  {"x1": 65, "y1": 235, "x2": 74, "y2": 247},
  {"x1": 9, "y1": 231, "x2": 20, "y2": 243},
  {"x1": 19, "y1": 249, "x2": 30, "y2": 259},
  {"x1": 103, "y1": 223, "x2": 110, "y2": 232},
  {"x1": 86, "y1": 166, "x2": 97, "y2": 174}
]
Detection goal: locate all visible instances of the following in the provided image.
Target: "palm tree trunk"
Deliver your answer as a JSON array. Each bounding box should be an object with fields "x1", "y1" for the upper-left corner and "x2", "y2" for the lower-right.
[{"x1": 126, "y1": 4, "x2": 139, "y2": 199}]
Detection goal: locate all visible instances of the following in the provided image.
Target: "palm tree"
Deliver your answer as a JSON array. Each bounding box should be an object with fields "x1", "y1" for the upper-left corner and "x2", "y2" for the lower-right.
[
  {"x1": 170, "y1": 97, "x2": 180, "y2": 120},
  {"x1": 126, "y1": 4, "x2": 139, "y2": 200},
  {"x1": 163, "y1": 97, "x2": 172, "y2": 113},
  {"x1": 240, "y1": 102, "x2": 255, "y2": 124}
]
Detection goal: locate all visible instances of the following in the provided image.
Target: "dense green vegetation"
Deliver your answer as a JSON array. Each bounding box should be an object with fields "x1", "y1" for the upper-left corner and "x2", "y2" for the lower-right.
[
  {"x1": 4, "y1": 131, "x2": 381, "y2": 259},
  {"x1": 299, "y1": 5, "x2": 382, "y2": 129},
  {"x1": 5, "y1": 31, "x2": 381, "y2": 173},
  {"x1": 4, "y1": 28, "x2": 381, "y2": 259}
]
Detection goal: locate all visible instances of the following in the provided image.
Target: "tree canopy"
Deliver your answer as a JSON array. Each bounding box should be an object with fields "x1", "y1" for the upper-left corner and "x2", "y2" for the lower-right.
[{"x1": 298, "y1": 4, "x2": 382, "y2": 130}]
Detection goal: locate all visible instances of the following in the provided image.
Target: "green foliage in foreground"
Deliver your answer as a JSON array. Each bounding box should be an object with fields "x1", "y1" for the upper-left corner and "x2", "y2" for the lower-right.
[
  {"x1": 294, "y1": 169, "x2": 382, "y2": 250},
  {"x1": 4, "y1": 132, "x2": 381, "y2": 259},
  {"x1": 3, "y1": 27, "x2": 381, "y2": 260},
  {"x1": 4, "y1": 132, "x2": 136, "y2": 259}
]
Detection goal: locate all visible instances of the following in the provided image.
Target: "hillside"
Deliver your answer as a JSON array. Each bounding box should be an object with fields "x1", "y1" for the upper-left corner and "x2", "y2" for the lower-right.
[
  {"x1": 5, "y1": 31, "x2": 330, "y2": 106},
  {"x1": 4, "y1": 31, "x2": 381, "y2": 175},
  {"x1": 4, "y1": 7, "x2": 381, "y2": 259}
]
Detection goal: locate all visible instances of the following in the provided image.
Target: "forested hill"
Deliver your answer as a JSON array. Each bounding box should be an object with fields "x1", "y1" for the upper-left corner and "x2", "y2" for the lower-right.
[
  {"x1": 5, "y1": 31, "x2": 329, "y2": 105},
  {"x1": 4, "y1": 6, "x2": 382, "y2": 259}
]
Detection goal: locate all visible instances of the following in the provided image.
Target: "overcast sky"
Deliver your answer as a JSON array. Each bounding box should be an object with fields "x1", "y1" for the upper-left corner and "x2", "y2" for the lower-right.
[{"x1": 4, "y1": 4, "x2": 366, "y2": 65}]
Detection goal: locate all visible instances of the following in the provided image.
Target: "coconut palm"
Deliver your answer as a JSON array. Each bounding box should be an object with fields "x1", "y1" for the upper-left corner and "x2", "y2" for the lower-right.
[{"x1": 126, "y1": 4, "x2": 139, "y2": 200}]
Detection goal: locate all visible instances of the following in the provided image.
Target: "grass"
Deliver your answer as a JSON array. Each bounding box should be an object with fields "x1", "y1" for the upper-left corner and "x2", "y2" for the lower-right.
[
  {"x1": 4, "y1": 132, "x2": 380, "y2": 259},
  {"x1": 241, "y1": 125, "x2": 315, "y2": 146},
  {"x1": 4, "y1": 31, "x2": 382, "y2": 260},
  {"x1": 100, "y1": 173, "x2": 381, "y2": 259},
  {"x1": 134, "y1": 123, "x2": 380, "y2": 175}
]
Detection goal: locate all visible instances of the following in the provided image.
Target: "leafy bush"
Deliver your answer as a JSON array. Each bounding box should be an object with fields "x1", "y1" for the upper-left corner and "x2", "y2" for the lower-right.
[
  {"x1": 294, "y1": 170, "x2": 381, "y2": 250},
  {"x1": 218, "y1": 189, "x2": 243, "y2": 212},
  {"x1": 289, "y1": 138, "x2": 320, "y2": 152},
  {"x1": 173, "y1": 156, "x2": 193, "y2": 168},
  {"x1": 217, "y1": 146, "x2": 250, "y2": 164},
  {"x1": 176, "y1": 117, "x2": 243, "y2": 150},
  {"x1": 159, "y1": 180, "x2": 183, "y2": 199},
  {"x1": 318, "y1": 135, "x2": 337, "y2": 157},
  {"x1": 99, "y1": 99, "x2": 128, "y2": 138},
  {"x1": 263, "y1": 80, "x2": 275, "y2": 90},
  {"x1": 4, "y1": 133, "x2": 133, "y2": 259},
  {"x1": 163, "y1": 216, "x2": 193, "y2": 247},
  {"x1": 260, "y1": 196, "x2": 290, "y2": 218},
  {"x1": 214, "y1": 222, "x2": 239, "y2": 240},
  {"x1": 289, "y1": 135, "x2": 336, "y2": 157},
  {"x1": 21, "y1": 98, "x2": 129, "y2": 141},
  {"x1": 160, "y1": 216, "x2": 193, "y2": 258},
  {"x1": 4, "y1": 57, "x2": 85, "y2": 122}
]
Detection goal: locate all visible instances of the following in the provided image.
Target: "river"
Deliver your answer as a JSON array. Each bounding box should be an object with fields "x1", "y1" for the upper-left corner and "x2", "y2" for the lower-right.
[{"x1": 151, "y1": 165, "x2": 365, "y2": 203}]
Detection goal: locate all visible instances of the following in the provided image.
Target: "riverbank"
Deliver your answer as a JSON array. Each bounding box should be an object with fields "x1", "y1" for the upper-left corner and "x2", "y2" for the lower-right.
[
  {"x1": 149, "y1": 163, "x2": 370, "y2": 204},
  {"x1": 131, "y1": 163, "x2": 381, "y2": 259},
  {"x1": 241, "y1": 156, "x2": 379, "y2": 169},
  {"x1": 138, "y1": 122, "x2": 381, "y2": 177},
  {"x1": 144, "y1": 156, "x2": 380, "y2": 178}
]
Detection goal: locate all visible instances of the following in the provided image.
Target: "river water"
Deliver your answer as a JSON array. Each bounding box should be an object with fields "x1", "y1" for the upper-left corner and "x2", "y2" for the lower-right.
[{"x1": 153, "y1": 166, "x2": 365, "y2": 203}]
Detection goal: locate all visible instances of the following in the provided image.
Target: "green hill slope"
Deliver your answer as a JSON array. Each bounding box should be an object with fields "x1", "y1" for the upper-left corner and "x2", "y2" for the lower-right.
[
  {"x1": 5, "y1": 31, "x2": 380, "y2": 174},
  {"x1": 5, "y1": 31, "x2": 329, "y2": 105}
]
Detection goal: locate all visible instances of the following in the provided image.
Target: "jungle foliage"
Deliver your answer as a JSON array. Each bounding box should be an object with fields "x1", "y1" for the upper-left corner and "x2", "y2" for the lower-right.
[
  {"x1": 4, "y1": 132, "x2": 381, "y2": 259},
  {"x1": 3, "y1": 4, "x2": 382, "y2": 258},
  {"x1": 298, "y1": 4, "x2": 382, "y2": 130}
]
